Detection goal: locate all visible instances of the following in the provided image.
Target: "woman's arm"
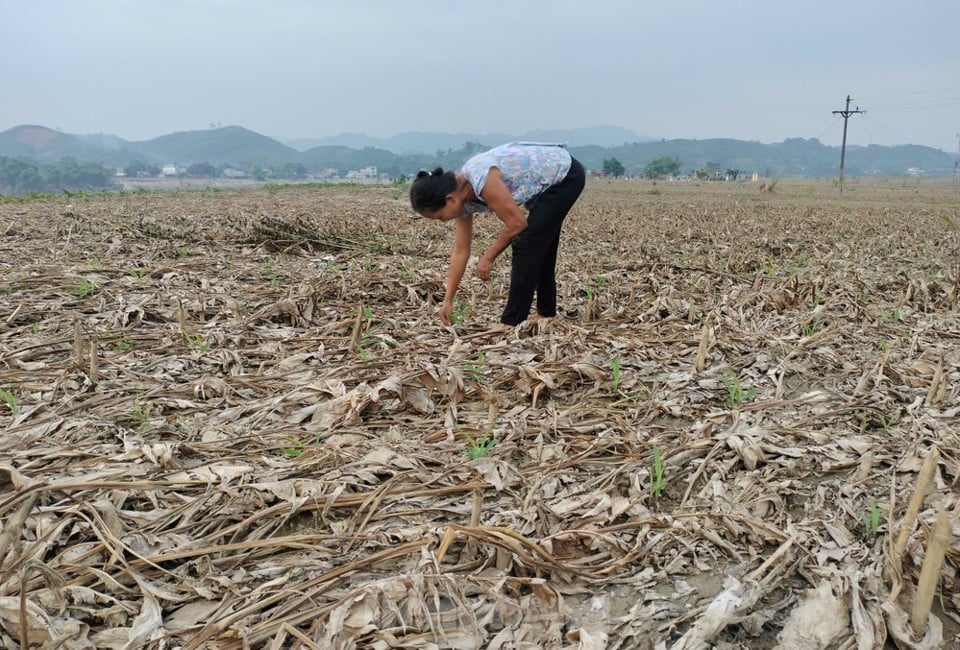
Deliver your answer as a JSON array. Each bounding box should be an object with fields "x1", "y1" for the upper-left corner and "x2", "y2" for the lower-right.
[
  {"x1": 475, "y1": 168, "x2": 527, "y2": 280},
  {"x1": 440, "y1": 214, "x2": 473, "y2": 324}
]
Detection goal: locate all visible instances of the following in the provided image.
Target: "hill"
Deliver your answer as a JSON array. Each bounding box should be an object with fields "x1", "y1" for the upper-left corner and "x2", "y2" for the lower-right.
[
  {"x1": 0, "y1": 125, "x2": 146, "y2": 166},
  {"x1": 0, "y1": 124, "x2": 956, "y2": 179},
  {"x1": 286, "y1": 125, "x2": 650, "y2": 154},
  {"x1": 129, "y1": 126, "x2": 301, "y2": 167}
]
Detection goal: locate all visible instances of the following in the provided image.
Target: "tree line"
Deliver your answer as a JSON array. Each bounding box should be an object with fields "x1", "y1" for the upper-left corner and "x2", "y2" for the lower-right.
[
  {"x1": 602, "y1": 156, "x2": 684, "y2": 178},
  {"x1": 0, "y1": 156, "x2": 114, "y2": 194},
  {"x1": 2, "y1": 145, "x2": 700, "y2": 196},
  {"x1": 0, "y1": 157, "x2": 319, "y2": 194}
]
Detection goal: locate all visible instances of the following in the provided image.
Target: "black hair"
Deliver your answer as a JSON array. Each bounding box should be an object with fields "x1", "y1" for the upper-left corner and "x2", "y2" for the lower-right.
[{"x1": 409, "y1": 167, "x2": 456, "y2": 212}]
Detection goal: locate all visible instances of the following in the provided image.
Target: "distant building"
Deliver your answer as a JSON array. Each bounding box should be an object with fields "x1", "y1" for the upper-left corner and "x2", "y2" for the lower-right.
[
  {"x1": 309, "y1": 168, "x2": 339, "y2": 180},
  {"x1": 346, "y1": 165, "x2": 379, "y2": 180},
  {"x1": 161, "y1": 164, "x2": 185, "y2": 177},
  {"x1": 222, "y1": 168, "x2": 246, "y2": 178}
]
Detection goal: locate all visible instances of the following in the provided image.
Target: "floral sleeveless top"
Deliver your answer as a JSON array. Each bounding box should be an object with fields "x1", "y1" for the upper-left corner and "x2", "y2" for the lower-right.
[{"x1": 461, "y1": 143, "x2": 572, "y2": 211}]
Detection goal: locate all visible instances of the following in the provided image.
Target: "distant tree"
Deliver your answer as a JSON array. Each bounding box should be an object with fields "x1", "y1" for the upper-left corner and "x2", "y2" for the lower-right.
[
  {"x1": 602, "y1": 157, "x2": 625, "y2": 177},
  {"x1": 276, "y1": 162, "x2": 307, "y2": 179},
  {"x1": 17, "y1": 166, "x2": 43, "y2": 192},
  {"x1": 43, "y1": 157, "x2": 112, "y2": 191},
  {"x1": 643, "y1": 156, "x2": 682, "y2": 179},
  {"x1": 0, "y1": 156, "x2": 112, "y2": 194},
  {"x1": 0, "y1": 157, "x2": 41, "y2": 193},
  {"x1": 186, "y1": 162, "x2": 217, "y2": 178},
  {"x1": 125, "y1": 160, "x2": 146, "y2": 177}
]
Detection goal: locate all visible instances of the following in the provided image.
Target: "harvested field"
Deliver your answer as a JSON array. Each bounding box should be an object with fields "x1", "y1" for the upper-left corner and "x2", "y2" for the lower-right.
[{"x1": 1, "y1": 178, "x2": 959, "y2": 649}]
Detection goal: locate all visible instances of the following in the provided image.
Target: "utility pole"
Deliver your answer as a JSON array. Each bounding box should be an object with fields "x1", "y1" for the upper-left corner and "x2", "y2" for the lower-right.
[
  {"x1": 832, "y1": 95, "x2": 865, "y2": 191},
  {"x1": 954, "y1": 133, "x2": 959, "y2": 182}
]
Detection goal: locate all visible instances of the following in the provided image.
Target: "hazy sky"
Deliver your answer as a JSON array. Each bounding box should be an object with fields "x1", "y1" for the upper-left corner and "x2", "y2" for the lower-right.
[{"x1": 3, "y1": 1, "x2": 958, "y2": 151}]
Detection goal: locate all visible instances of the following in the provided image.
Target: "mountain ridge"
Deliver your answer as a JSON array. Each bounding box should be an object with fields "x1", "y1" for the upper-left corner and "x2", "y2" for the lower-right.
[
  {"x1": 282, "y1": 125, "x2": 653, "y2": 153},
  {"x1": 0, "y1": 124, "x2": 955, "y2": 178}
]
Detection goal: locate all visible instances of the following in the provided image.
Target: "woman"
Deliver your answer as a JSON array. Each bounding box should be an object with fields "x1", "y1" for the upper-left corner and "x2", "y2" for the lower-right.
[{"x1": 409, "y1": 142, "x2": 585, "y2": 327}]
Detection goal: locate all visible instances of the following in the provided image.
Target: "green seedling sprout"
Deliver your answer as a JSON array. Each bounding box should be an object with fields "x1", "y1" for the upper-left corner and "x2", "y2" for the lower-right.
[
  {"x1": 862, "y1": 499, "x2": 881, "y2": 538},
  {"x1": 723, "y1": 369, "x2": 756, "y2": 409},
  {"x1": 0, "y1": 388, "x2": 19, "y2": 416},
  {"x1": 74, "y1": 278, "x2": 98, "y2": 297},
  {"x1": 464, "y1": 351, "x2": 486, "y2": 382},
  {"x1": 182, "y1": 331, "x2": 211, "y2": 353},
  {"x1": 650, "y1": 445, "x2": 667, "y2": 497},
  {"x1": 463, "y1": 426, "x2": 496, "y2": 460},
  {"x1": 450, "y1": 302, "x2": 472, "y2": 325},
  {"x1": 279, "y1": 435, "x2": 305, "y2": 458},
  {"x1": 127, "y1": 400, "x2": 154, "y2": 425},
  {"x1": 610, "y1": 355, "x2": 622, "y2": 391}
]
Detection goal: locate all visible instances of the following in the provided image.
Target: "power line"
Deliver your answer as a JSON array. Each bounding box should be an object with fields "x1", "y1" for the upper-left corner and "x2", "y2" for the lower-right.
[
  {"x1": 857, "y1": 87, "x2": 960, "y2": 101},
  {"x1": 867, "y1": 98, "x2": 960, "y2": 112},
  {"x1": 832, "y1": 95, "x2": 864, "y2": 192}
]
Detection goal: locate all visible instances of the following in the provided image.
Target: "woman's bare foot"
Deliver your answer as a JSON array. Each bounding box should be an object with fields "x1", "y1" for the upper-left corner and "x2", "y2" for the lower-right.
[{"x1": 529, "y1": 314, "x2": 553, "y2": 322}]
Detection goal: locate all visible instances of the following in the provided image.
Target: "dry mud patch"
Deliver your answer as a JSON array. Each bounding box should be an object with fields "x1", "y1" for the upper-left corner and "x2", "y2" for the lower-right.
[{"x1": 0, "y1": 179, "x2": 959, "y2": 648}]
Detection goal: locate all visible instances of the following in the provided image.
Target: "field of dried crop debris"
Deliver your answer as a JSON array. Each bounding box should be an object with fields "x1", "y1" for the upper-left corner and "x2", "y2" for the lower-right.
[{"x1": 1, "y1": 177, "x2": 959, "y2": 649}]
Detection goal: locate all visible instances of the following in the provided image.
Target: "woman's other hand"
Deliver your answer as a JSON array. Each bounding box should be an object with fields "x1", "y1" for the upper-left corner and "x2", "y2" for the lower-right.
[
  {"x1": 438, "y1": 299, "x2": 454, "y2": 325},
  {"x1": 474, "y1": 255, "x2": 493, "y2": 281}
]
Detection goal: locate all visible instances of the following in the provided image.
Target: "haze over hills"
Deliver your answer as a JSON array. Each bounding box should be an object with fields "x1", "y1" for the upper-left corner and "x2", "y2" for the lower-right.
[
  {"x1": 0, "y1": 123, "x2": 957, "y2": 180},
  {"x1": 282, "y1": 125, "x2": 654, "y2": 153}
]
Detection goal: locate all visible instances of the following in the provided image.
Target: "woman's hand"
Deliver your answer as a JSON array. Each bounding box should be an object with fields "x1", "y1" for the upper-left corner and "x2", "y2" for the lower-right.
[
  {"x1": 474, "y1": 255, "x2": 493, "y2": 281},
  {"x1": 438, "y1": 299, "x2": 454, "y2": 325}
]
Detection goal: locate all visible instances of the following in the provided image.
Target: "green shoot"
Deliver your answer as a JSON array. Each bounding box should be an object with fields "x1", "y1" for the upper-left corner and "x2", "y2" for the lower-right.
[
  {"x1": 609, "y1": 355, "x2": 622, "y2": 391},
  {"x1": 74, "y1": 278, "x2": 98, "y2": 297},
  {"x1": 182, "y1": 331, "x2": 211, "y2": 353},
  {"x1": 723, "y1": 369, "x2": 756, "y2": 409},
  {"x1": 861, "y1": 499, "x2": 881, "y2": 538},
  {"x1": 355, "y1": 341, "x2": 371, "y2": 361},
  {"x1": 803, "y1": 316, "x2": 823, "y2": 337},
  {"x1": 463, "y1": 427, "x2": 496, "y2": 460},
  {"x1": 126, "y1": 400, "x2": 154, "y2": 425},
  {"x1": 464, "y1": 351, "x2": 486, "y2": 382},
  {"x1": 874, "y1": 411, "x2": 900, "y2": 431},
  {"x1": 450, "y1": 302, "x2": 472, "y2": 325},
  {"x1": 354, "y1": 323, "x2": 381, "y2": 361},
  {"x1": 0, "y1": 388, "x2": 19, "y2": 416},
  {"x1": 279, "y1": 435, "x2": 305, "y2": 458},
  {"x1": 650, "y1": 445, "x2": 667, "y2": 497}
]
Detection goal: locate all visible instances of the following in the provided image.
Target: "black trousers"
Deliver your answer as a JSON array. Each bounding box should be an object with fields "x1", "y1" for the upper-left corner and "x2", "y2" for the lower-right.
[{"x1": 501, "y1": 158, "x2": 585, "y2": 325}]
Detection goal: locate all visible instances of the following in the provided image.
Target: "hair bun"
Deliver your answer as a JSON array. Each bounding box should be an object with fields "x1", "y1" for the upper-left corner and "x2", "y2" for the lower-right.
[
  {"x1": 431, "y1": 167, "x2": 444, "y2": 176},
  {"x1": 416, "y1": 170, "x2": 429, "y2": 179}
]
